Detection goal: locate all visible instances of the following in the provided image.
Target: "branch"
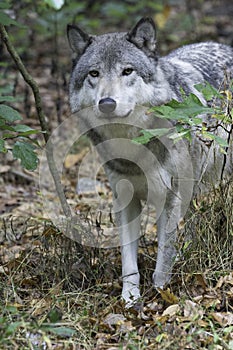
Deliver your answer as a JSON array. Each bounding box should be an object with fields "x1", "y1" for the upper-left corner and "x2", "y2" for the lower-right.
[
  {"x1": 0, "y1": 24, "x2": 72, "y2": 219},
  {"x1": 0, "y1": 25, "x2": 49, "y2": 142}
]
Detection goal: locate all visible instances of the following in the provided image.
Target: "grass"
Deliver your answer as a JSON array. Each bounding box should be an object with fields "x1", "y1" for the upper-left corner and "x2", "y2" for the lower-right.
[
  {"x1": 0, "y1": 181, "x2": 233, "y2": 349},
  {"x1": 177, "y1": 179, "x2": 233, "y2": 285}
]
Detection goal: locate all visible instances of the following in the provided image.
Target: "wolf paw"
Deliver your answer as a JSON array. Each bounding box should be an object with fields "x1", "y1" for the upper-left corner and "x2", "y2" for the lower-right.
[
  {"x1": 122, "y1": 286, "x2": 141, "y2": 308},
  {"x1": 152, "y1": 271, "x2": 171, "y2": 289}
]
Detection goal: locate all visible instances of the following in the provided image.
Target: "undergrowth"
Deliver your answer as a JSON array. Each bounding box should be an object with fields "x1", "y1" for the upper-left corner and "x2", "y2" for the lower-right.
[
  {"x1": 0, "y1": 180, "x2": 233, "y2": 349},
  {"x1": 177, "y1": 179, "x2": 233, "y2": 287}
]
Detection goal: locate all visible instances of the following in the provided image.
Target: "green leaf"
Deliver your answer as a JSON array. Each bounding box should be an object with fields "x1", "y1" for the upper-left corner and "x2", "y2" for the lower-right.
[
  {"x1": 0, "y1": 123, "x2": 41, "y2": 137},
  {"x1": 0, "y1": 139, "x2": 7, "y2": 153},
  {"x1": 5, "y1": 321, "x2": 22, "y2": 336},
  {"x1": 202, "y1": 131, "x2": 229, "y2": 148},
  {"x1": 0, "y1": 2, "x2": 10, "y2": 10},
  {"x1": 12, "y1": 141, "x2": 38, "y2": 171},
  {"x1": 0, "y1": 85, "x2": 13, "y2": 94},
  {"x1": 44, "y1": 0, "x2": 65, "y2": 10},
  {"x1": 13, "y1": 124, "x2": 41, "y2": 136},
  {"x1": 134, "y1": 128, "x2": 171, "y2": 144},
  {"x1": 213, "y1": 113, "x2": 232, "y2": 124},
  {"x1": 151, "y1": 93, "x2": 215, "y2": 122},
  {"x1": 43, "y1": 325, "x2": 76, "y2": 337},
  {"x1": 195, "y1": 81, "x2": 222, "y2": 101},
  {"x1": 47, "y1": 307, "x2": 63, "y2": 323},
  {"x1": 5, "y1": 305, "x2": 18, "y2": 313},
  {"x1": 0, "y1": 118, "x2": 6, "y2": 126},
  {"x1": 1, "y1": 124, "x2": 15, "y2": 132},
  {"x1": 0, "y1": 11, "x2": 23, "y2": 26},
  {"x1": 223, "y1": 326, "x2": 233, "y2": 334},
  {"x1": 0, "y1": 95, "x2": 17, "y2": 103},
  {"x1": 2, "y1": 133, "x2": 15, "y2": 139},
  {"x1": 168, "y1": 129, "x2": 191, "y2": 142},
  {"x1": 0, "y1": 104, "x2": 22, "y2": 122}
]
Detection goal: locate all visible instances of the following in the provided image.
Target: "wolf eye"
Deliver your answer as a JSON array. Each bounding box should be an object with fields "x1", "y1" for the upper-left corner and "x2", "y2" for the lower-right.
[
  {"x1": 122, "y1": 68, "x2": 133, "y2": 76},
  {"x1": 89, "y1": 70, "x2": 99, "y2": 77}
]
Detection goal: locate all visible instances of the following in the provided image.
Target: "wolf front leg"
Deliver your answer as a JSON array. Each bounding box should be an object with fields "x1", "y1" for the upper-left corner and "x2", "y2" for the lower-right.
[
  {"x1": 153, "y1": 198, "x2": 181, "y2": 288},
  {"x1": 114, "y1": 194, "x2": 142, "y2": 307}
]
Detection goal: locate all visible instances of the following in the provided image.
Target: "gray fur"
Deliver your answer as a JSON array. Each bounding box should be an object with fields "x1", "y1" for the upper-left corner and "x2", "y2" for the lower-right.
[{"x1": 67, "y1": 17, "x2": 233, "y2": 307}]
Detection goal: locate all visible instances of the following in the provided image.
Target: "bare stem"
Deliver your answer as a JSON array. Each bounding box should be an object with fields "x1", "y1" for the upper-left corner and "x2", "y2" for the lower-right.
[{"x1": 0, "y1": 24, "x2": 72, "y2": 219}]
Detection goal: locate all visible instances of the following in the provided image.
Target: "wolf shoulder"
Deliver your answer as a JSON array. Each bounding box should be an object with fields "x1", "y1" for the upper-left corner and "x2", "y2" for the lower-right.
[{"x1": 159, "y1": 42, "x2": 233, "y2": 92}]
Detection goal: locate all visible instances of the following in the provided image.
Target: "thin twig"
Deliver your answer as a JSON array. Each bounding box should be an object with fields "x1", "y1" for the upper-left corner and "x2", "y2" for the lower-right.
[{"x1": 0, "y1": 24, "x2": 72, "y2": 219}]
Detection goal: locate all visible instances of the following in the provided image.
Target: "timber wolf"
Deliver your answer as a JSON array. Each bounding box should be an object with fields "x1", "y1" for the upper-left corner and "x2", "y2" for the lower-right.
[{"x1": 67, "y1": 18, "x2": 233, "y2": 306}]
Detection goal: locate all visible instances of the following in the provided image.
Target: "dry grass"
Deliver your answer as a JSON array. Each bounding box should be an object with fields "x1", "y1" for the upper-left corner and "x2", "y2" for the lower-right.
[
  {"x1": 0, "y1": 180, "x2": 233, "y2": 349},
  {"x1": 176, "y1": 180, "x2": 233, "y2": 286}
]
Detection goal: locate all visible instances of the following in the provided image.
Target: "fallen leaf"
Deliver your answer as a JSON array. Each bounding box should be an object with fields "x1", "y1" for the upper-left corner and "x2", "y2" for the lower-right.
[
  {"x1": 195, "y1": 273, "x2": 208, "y2": 290},
  {"x1": 0, "y1": 165, "x2": 10, "y2": 173},
  {"x1": 6, "y1": 303, "x2": 23, "y2": 309},
  {"x1": 211, "y1": 312, "x2": 233, "y2": 326},
  {"x1": 103, "y1": 313, "x2": 126, "y2": 327},
  {"x1": 215, "y1": 273, "x2": 233, "y2": 289},
  {"x1": 20, "y1": 277, "x2": 39, "y2": 288},
  {"x1": 226, "y1": 287, "x2": 233, "y2": 299},
  {"x1": 158, "y1": 288, "x2": 179, "y2": 304},
  {"x1": 197, "y1": 319, "x2": 209, "y2": 327},
  {"x1": 119, "y1": 320, "x2": 135, "y2": 333},
  {"x1": 96, "y1": 333, "x2": 112, "y2": 346},
  {"x1": 183, "y1": 300, "x2": 204, "y2": 320},
  {"x1": 153, "y1": 314, "x2": 171, "y2": 324},
  {"x1": 146, "y1": 300, "x2": 159, "y2": 312},
  {"x1": 201, "y1": 294, "x2": 221, "y2": 309},
  {"x1": 30, "y1": 298, "x2": 52, "y2": 317},
  {"x1": 162, "y1": 304, "x2": 180, "y2": 317}
]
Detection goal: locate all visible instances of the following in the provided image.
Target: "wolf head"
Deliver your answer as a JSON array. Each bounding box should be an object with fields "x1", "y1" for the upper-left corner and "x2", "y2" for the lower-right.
[{"x1": 67, "y1": 18, "x2": 159, "y2": 117}]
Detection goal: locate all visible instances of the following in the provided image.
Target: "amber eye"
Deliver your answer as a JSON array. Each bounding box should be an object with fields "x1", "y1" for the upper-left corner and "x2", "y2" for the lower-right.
[
  {"x1": 89, "y1": 70, "x2": 99, "y2": 77},
  {"x1": 122, "y1": 68, "x2": 133, "y2": 76}
]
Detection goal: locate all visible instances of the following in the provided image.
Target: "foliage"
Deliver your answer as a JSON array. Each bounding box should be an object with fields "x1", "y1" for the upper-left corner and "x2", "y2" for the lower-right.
[
  {"x1": 0, "y1": 0, "x2": 72, "y2": 174},
  {"x1": 135, "y1": 81, "x2": 233, "y2": 152},
  {"x1": 0, "y1": 4, "x2": 43, "y2": 171},
  {"x1": 0, "y1": 92, "x2": 41, "y2": 171},
  {"x1": 0, "y1": 303, "x2": 76, "y2": 348},
  {"x1": 0, "y1": 1, "x2": 23, "y2": 27},
  {"x1": 1, "y1": 0, "x2": 188, "y2": 46}
]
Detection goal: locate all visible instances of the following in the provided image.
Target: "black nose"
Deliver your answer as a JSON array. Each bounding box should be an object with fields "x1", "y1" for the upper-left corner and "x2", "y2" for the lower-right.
[{"x1": 99, "y1": 97, "x2": 116, "y2": 114}]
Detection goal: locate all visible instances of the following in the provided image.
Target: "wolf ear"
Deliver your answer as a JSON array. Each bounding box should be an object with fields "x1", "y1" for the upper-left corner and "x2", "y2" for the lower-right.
[
  {"x1": 67, "y1": 24, "x2": 92, "y2": 56},
  {"x1": 127, "y1": 17, "x2": 157, "y2": 55}
]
